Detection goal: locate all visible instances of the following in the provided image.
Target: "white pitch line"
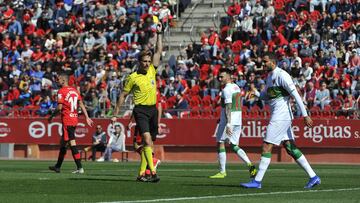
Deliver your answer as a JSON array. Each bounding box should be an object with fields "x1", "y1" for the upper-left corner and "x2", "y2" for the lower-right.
[{"x1": 97, "y1": 187, "x2": 360, "y2": 203}]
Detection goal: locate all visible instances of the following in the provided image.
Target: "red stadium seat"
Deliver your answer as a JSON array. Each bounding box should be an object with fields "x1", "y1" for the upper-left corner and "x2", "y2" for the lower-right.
[
  {"x1": 201, "y1": 95, "x2": 212, "y2": 107},
  {"x1": 201, "y1": 107, "x2": 213, "y2": 118}
]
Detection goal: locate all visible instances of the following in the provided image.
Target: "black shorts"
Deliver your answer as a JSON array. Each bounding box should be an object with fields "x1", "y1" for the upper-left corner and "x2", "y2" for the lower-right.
[
  {"x1": 62, "y1": 125, "x2": 76, "y2": 142},
  {"x1": 133, "y1": 105, "x2": 158, "y2": 141}
]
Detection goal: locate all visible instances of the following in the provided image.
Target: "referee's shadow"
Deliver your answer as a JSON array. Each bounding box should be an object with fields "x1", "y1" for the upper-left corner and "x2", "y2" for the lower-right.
[{"x1": 67, "y1": 177, "x2": 134, "y2": 182}]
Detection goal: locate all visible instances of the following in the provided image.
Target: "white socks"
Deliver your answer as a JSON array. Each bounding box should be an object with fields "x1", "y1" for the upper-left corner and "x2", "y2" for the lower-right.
[
  {"x1": 255, "y1": 156, "x2": 271, "y2": 182},
  {"x1": 236, "y1": 148, "x2": 251, "y2": 165},
  {"x1": 218, "y1": 152, "x2": 226, "y2": 173},
  {"x1": 296, "y1": 155, "x2": 316, "y2": 178}
]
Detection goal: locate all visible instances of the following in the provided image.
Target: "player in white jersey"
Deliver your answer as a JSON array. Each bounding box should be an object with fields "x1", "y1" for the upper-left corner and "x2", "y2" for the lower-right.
[
  {"x1": 241, "y1": 54, "x2": 321, "y2": 189},
  {"x1": 209, "y1": 69, "x2": 257, "y2": 179}
]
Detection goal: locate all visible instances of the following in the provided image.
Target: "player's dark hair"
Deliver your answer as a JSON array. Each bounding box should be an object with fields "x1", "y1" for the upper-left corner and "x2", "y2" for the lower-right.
[
  {"x1": 264, "y1": 53, "x2": 277, "y2": 63},
  {"x1": 219, "y1": 68, "x2": 232, "y2": 76}
]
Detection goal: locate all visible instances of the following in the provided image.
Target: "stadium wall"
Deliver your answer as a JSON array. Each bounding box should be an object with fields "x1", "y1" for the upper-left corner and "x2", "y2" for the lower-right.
[{"x1": 1, "y1": 118, "x2": 360, "y2": 163}]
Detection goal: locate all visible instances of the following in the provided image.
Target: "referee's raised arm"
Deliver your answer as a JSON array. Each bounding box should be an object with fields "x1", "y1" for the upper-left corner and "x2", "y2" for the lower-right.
[{"x1": 152, "y1": 23, "x2": 163, "y2": 68}]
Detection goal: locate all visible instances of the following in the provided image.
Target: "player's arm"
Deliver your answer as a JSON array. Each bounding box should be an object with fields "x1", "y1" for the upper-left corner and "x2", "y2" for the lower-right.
[
  {"x1": 281, "y1": 73, "x2": 313, "y2": 127},
  {"x1": 223, "y1": 89, "x2": 233, "y2": 136},
  {"x1": 79, "y1": 99, "x2": 94, "y2": 127},
  {"x1": 48, "y1": 103, "x2": 62, "y2": 123},
  {"x1": 152, "y1": 23, "x2": 163, "y2": 68}
]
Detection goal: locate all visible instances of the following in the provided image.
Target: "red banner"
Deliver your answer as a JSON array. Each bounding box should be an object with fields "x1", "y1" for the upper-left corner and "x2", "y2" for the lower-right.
[{"x1": 0, "y1": 118, "x2": 359, "y2": 148}]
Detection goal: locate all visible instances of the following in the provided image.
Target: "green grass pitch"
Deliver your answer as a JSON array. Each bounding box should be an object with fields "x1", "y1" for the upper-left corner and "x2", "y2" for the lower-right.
[{"x1": 0, "y1": 160, "x2": 359, "y2": 203}]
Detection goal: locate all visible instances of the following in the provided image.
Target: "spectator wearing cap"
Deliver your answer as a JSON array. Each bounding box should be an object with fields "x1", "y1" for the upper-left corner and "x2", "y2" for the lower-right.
[{"x1": 158, "y1": 2, "x2": 171, "y2": 24}]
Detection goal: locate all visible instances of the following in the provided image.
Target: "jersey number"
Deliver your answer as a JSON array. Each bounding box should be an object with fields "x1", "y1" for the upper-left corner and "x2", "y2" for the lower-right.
[{"x1": 68, "y1": 96, "x2": 78, "y2": 112}]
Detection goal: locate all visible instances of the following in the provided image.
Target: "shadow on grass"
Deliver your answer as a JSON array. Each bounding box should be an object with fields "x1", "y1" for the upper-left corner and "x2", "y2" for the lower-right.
[
  {"x1": 68, "y1": 177, "x2": 134, "y2": 182},
  {"x1": 86, "y1": 173, "x2": 130, "y2": 177},
  {"x1": 184, "y1": 183, "x2": 241, "y2": 188}
]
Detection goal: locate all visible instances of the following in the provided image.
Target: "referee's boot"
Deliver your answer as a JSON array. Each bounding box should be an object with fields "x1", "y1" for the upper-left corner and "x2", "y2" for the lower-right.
[
  {"x1": 49, "y1": 166, "x2": 60, "y2": 173},
  {"x1": 148, "y1": 172, "x2": 160, "y2": 183}
]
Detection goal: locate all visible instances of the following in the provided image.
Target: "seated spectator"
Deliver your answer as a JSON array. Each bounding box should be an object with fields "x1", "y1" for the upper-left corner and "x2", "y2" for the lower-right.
[
  {"x1": 98, "y1": 125, "x2": 126, "y2": 162},
  {"x1": 314, "y1": 82, "x2": 331, "y2": 110},
  {"x1": 337, "y1": 94, "x2": 356, "y2": 118},
  {"x1": 36, "y1": 96, "x2": 52, "y2": 117},
  {"x1": 84, "y1": 125, "x2": 107, "y2": 161},
  {"x1": 243, "y1": 82, "x2": 260, "y2": 109},
  {"x1": 304, "y1": 82, "x2": 316, "y2": 109},
  {"x1": 170, "y1": 93, "x2": 189, "y2": 116}
]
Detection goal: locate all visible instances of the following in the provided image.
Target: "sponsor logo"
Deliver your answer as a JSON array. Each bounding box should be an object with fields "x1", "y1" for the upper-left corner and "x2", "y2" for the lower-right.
[
  {"x1": 28, "y1": 121, "x2": 88, "y2": 138},
  {"x1": 0, "y1": 122, "x2": 11, "y2": 137}
]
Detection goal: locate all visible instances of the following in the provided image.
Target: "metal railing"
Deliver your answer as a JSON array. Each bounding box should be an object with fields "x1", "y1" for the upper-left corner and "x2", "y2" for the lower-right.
[{"x1": 181, "y1": 0, "x2": 203, "y2": 32}]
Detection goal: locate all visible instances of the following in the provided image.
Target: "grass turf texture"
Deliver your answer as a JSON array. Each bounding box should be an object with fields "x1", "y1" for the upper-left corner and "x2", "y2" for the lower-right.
[{"x1": 0, "y1": 160, "x2": 359, "y2": 203}]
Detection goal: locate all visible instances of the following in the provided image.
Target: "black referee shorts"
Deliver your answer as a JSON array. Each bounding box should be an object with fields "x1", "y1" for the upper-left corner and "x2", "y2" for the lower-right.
[{"x1": 133, "y1": 105, "x2": 158, "y2": 141}]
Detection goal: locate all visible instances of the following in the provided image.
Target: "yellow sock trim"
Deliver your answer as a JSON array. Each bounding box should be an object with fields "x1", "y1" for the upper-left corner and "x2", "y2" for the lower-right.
[
  {"x1": 144, "y1": 146, "x2": 155, "y2": 172},
  {"x1": 139, "y1": 150, "x2": 147, "y2": 175}
]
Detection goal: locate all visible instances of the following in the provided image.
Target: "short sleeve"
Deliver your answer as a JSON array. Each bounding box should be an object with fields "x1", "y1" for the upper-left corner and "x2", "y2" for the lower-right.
[
  {"x1": 123, "y1": 75, "x2": 134, "y2": 93},
  {"x1": 279, "y1": 70, "x2": 296, "y2": 94},
  {"x1": 223, "y1": 87, "x2": 233, "y2": 104},
  {"x1": 57, "y1": 89, "x2": 64, "y2": 104}
]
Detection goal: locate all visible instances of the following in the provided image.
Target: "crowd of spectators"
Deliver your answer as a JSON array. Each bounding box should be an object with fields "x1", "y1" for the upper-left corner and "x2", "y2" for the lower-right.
[
  {"x1": 0, "y1": 0, "x2": 359, "y2": 119},
  {"x1": 0, "y1": 0, "x2": 187, "y2": 117},
  {"x1": 161, "y1": 0, "x2": 360, "y2": 119}
]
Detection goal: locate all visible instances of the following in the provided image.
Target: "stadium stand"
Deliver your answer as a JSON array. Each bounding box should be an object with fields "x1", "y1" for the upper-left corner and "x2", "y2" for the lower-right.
[{"x1": 0, "y1": 0, "x2": 358, "y2": 119}]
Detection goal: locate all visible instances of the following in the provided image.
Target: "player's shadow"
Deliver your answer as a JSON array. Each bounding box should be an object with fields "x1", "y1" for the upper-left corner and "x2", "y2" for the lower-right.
[
  {"x1": 67, "y1": 177, "x2": 133, "y2": 182},
  {"x1": 185, "y1": 183, "x2": 241, "y2": 188},
  {"x1": 87, "y1": 173, "x2": 130, "y2": 177}
]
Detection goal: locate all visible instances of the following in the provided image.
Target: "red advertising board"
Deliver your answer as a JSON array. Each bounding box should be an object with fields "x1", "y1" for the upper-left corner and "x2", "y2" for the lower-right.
[{"x1": 0, "y1": 118, "x2": 359, "y2": 148}]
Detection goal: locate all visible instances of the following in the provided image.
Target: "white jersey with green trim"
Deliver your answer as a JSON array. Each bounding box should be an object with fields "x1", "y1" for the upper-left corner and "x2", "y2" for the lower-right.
[
  {"x1": 265, "y1": 67, "x2": 296, "y2": 121},
  {"x1": 220, "y1": 83, "x2": 242, "y2": 126}
]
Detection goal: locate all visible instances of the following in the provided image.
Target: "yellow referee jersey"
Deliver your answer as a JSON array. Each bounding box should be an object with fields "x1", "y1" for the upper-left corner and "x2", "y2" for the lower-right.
[{"x1": 123, "y1": 64, "x2": 157, "y2": 106}]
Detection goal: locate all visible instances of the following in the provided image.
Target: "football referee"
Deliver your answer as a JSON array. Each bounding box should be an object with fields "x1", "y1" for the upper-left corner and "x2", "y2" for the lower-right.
[{"x1": 114, "y1": 23, "x2": 163, "y2": 183}]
